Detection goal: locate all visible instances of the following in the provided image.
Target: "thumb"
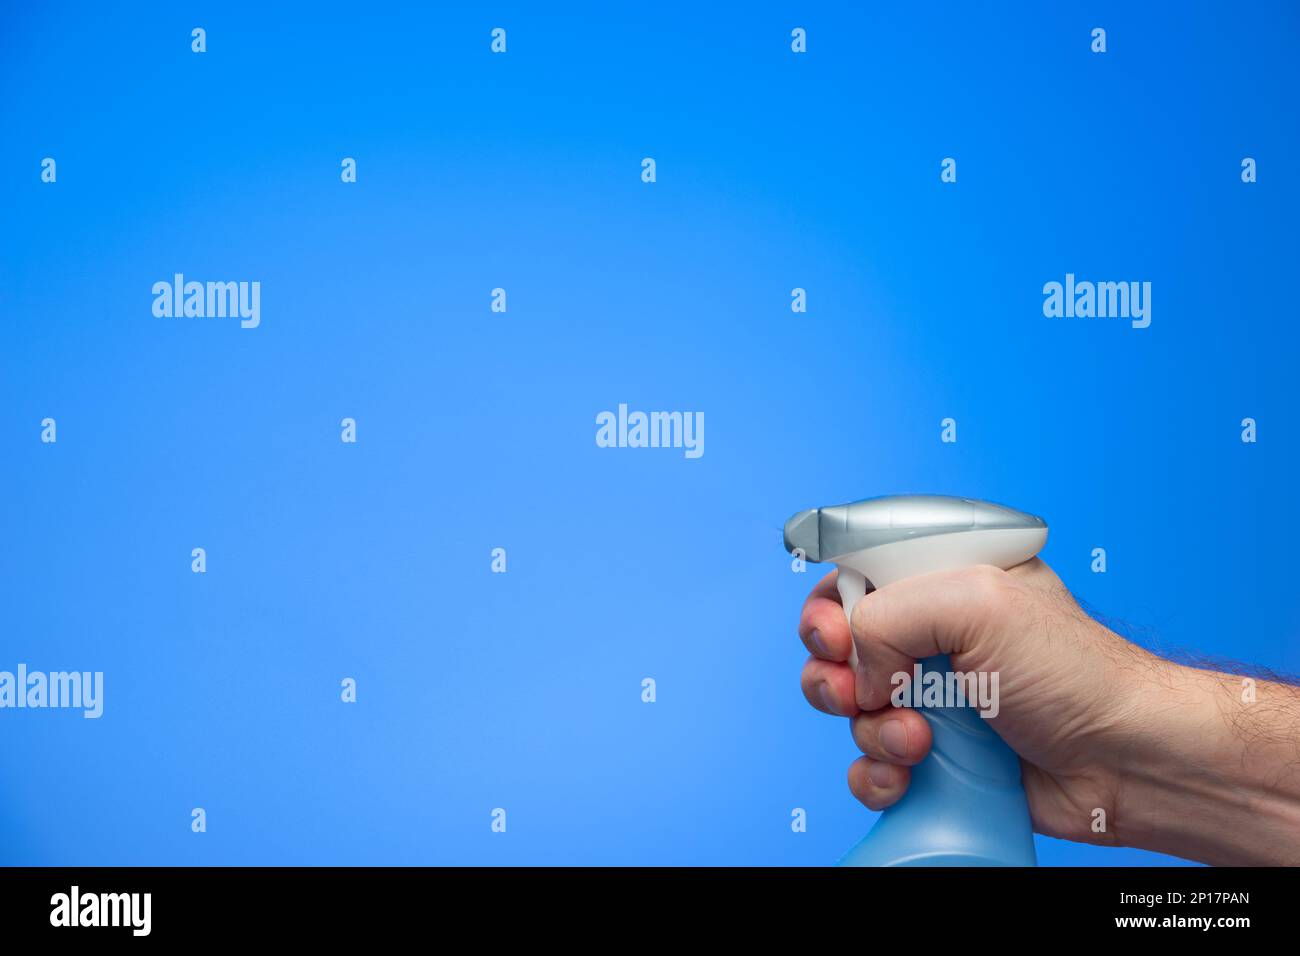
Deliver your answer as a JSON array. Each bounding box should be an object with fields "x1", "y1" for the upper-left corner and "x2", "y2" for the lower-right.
[{"x1": 849, "y1": 565, "x2": 1007, "y2": 711}]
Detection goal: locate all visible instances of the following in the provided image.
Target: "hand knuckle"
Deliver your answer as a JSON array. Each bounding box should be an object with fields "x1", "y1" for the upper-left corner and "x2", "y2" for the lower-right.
[
  {"x1": 963, "y1": 564, "x2": 1012, "y2": 616},
  {"x1": 850, "y1": 714, "x2": 871, "y2": 751},
  {"x1": 849, "y1": 596, "x2": 878, "y2": 641}
]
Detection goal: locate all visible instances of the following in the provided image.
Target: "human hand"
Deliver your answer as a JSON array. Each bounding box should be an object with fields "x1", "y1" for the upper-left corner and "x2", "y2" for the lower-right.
[{"x1": 797, "y1": 559, "x2": 1300, "y2": 865}]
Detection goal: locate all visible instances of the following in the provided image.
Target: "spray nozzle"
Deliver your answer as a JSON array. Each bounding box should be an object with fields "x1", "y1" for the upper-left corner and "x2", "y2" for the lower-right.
[{"x1": 783, "y1": 494, "x2": 1045, "y2": 565}]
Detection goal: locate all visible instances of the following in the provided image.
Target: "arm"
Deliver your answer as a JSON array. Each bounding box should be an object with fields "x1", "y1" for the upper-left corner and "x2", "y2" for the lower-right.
[{"x1": 1113, "y1": 661, "x2": 1300, "y2": 866}]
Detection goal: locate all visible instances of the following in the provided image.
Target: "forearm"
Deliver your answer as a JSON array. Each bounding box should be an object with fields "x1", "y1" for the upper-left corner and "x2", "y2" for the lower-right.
[{"x1": 1115, "y1": 660, "x2": 1300, "y2": 866}]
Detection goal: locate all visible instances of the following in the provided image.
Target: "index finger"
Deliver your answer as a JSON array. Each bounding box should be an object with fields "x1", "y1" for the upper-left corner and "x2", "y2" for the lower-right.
[
  {"x1": 798, "y1": 568, "x2": 854, "y2": 661},
  {"x1": 805, "y1": 568, "x2": 841, "y2": 604}
]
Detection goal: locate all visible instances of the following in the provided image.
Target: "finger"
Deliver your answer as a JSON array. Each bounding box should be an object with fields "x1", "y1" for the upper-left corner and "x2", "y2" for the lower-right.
[
  {"x1": 847, "y1": 756, "x2": 911, "y2": 811},
  {"x1": 800, "y1": 656, "x2": 860, "y2": 717},
  {"x1": 798, "y1": 569, "x2": 853, "y2": 661},
  {"x1": 849, "y1": 707, "x2": 932, "y2": 765},
  {"x1": 849, "y1": 565, "x2": 1006, "y2": 711},
  {"x1": 805, "y1": 568, "x2": 842, "y2": 603}
]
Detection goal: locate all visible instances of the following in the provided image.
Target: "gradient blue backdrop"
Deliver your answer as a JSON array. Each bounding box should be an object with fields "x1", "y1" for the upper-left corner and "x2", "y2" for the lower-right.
[{"x1": 2, "y1": 2, "x2": 1296, "y2": 865}]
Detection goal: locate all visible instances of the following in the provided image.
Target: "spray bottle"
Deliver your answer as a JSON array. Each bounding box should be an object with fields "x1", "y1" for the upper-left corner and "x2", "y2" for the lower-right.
[{"x1": 783, "y1": 494, "x2": 1047, "y2": 866}]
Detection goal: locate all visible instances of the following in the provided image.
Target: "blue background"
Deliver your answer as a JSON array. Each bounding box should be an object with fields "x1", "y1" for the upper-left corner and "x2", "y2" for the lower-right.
[{"x1": 2, "y1": 1, "x2": 1296, "y2": 865}]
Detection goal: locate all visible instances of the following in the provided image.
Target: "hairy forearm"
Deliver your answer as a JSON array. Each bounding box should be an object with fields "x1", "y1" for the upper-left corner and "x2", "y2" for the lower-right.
[{"x1": 1115, "y1": 660, "x2": 1300, "y2": 866}]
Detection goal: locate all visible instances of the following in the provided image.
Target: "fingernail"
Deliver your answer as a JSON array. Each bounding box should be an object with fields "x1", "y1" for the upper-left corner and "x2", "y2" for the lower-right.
[
  {"x1": 809, "y1": 628, "x2": 829, "y2": 656},
  {"x1": 868, "y1": 762, "x2": 894, "y2": 788},
  {"x1": 880, "y1": 720, "x2": 908, "y2": 758},
  {"x1": 817, "y1": 683, "x2": 837, "y2": 714}
]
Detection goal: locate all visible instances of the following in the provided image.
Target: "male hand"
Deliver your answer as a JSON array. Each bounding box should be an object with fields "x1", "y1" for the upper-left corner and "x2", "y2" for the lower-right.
[{"x1": 797, "y1": 559, "x2": 1300, "y2": 865}]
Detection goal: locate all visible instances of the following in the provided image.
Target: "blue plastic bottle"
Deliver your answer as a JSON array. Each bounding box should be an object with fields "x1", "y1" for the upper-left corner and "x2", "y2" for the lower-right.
[{"x1": 837, "y1": 654, "x2": 1036, "y2": 866}]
